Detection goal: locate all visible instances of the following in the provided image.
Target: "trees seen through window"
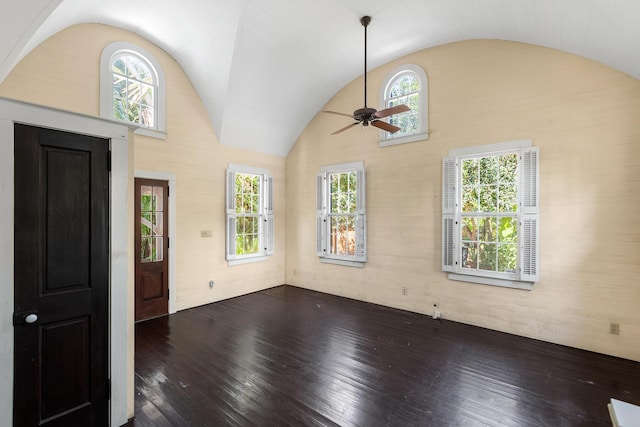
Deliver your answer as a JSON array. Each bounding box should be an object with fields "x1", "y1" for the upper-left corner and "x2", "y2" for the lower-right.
[
  {"x1": 460, "y1": 153, "x2": 518, "y2": 274},
  {"x1": 379, "y1": 64, "x2": 428, "y2": 146},
  {"x1": 386, "y1": 72, "x2": 420, "y2": 137},
  {"x1": 112, "y1": 53, "x2": 156, "y2": 127}
]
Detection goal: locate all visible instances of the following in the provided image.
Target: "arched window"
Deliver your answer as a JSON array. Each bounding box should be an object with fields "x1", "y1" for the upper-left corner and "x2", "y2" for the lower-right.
[
  {"x1": 379, "y1": 64, "x2": 428, "y2": 147},
  {"x1": 100, "y1": 42, "x2": 166, "y2": 138}
]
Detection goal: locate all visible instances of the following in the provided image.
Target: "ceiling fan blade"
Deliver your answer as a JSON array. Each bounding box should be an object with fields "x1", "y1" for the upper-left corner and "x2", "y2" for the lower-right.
[
  {"x1": 323, "y1": 110, "x2": 356, "y2": 119},
  {"x1": 371, "y1": 120, "x2": 401, "y2": 133},
  {"x1": 331, "y1": 122, "x2": 360, "y2": 135},
  {"x1": 373, "y1": 104, "x2": 411, "y2": 119}
]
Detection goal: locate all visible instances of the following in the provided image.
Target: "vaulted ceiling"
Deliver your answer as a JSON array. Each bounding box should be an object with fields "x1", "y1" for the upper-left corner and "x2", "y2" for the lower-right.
[{"x1": 2, "y1": 0, "x2": 640, "y2": 157}]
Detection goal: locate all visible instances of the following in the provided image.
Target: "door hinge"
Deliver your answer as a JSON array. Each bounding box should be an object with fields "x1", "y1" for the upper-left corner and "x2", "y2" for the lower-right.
[
  {"x1": 167, "y1": 288, "x2": 170, "y2": 300},
  {"x1": 107, "y1": 378, "x2": 111, "y2": 399},
  {"x1": 167, "y1": 237, "x2": 170, "y2": 248},
  {"x1": 167, "y1": 186, "x2": 170, "y2": 197},
  {"x1": 107, "y1": 151, "x2": 112, "y2": 172}
]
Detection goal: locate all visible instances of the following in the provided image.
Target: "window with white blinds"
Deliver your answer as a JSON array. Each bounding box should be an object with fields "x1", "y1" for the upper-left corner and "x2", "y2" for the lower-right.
[
  {"x1": 442, "y1": 140, "x2": 539, "y2": 289},
  {"x1": 226, "y1": 164, "x2": 274, "y2": 264},
  {"x1": 317, "y1": 161, "x2": 366, "y2": 267}
]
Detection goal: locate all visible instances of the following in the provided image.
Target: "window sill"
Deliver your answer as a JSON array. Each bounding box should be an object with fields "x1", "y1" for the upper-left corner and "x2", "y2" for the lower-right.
[
  {"x1": 98, "y1": 117, "x2": 167, "y2": 140},
  {"x1": 320, "y1": 258, "x2": 365, "y2": 268},
  {"x1": 448, "y1": 273, "x2": 533, "y2": 290},
  {"x1": 227, "y1": 255, "x2": 270, "y2": 266},
  {"x1": 379, "y1": 131, "x2": 428, "y2": 148},
  {"x1": 134, "y1": 127, "x2": 167, "y2": 140}
]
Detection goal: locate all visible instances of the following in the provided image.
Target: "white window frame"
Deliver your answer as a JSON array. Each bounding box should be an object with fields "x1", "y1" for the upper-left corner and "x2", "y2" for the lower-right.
[
  {"x1": 442, "y1": 139, "x2": 539, "y2": 290},
  {"x1": 226, "y1": 164, "x2": 274, "y2": 265},
  {"x1": 100, "y1": 42, "x2": 166, "y2": 139},
  {"x1": 317, "y1": 161, "x2": 366, "y2": 267},
  {"x1": 378, "y1": 63, "x2": 429, "y2": 147}
]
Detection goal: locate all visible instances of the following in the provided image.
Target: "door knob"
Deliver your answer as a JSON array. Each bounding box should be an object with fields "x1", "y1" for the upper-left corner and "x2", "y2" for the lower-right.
[{"x1": 25, "y1": 313, "x2": 38, "y2": 324}]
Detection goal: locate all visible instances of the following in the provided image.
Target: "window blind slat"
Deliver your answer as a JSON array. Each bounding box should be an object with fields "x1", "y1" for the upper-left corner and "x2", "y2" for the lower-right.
[
  {"x1": 442, "y1": 157, "x2": 456, "y2": 214},
  {"x1": 226, "y1": 170, "x2": 236, "y2": 214},
  {"x1": 522, "y1": 147, "x2": 539, "y2": 213},
  {"x1": 264, "y1": 214, "x2": 274, "y2": 255},
  {"x1": 316, "y1": 215, "x2": 326, "y2": 256},
  {"x1": 520, "y1": 214, "x2": 538, "y2": 282},
  {"x1": 355, "y1": 214, "x2": 366, "y2": 262},
  {"x1": 442, "y1": 215, "x2": 455, "y2": 272},
  {"x1": 226, "y1": 215, "x2": 236, "y2": 260},
  {"x1": 265, "y1": 175, "x2": 274, "y2": 214}
]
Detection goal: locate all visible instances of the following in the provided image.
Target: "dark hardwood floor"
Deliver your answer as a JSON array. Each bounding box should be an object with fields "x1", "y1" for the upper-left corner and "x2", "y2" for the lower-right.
[{"x1": 133, "y1": 285, "x2": 640, "y2": 426}]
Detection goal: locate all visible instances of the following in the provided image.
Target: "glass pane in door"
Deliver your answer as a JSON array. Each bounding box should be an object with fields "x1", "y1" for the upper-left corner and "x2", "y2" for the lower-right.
[{"x1": 140, "y1": 185, "x2": 164, "y2": 262}]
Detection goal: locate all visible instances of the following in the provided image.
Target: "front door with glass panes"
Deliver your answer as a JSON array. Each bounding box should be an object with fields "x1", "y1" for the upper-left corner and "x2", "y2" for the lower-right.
[{"x1": 135, "y1": 178, "x2": 169, "y2": 321}]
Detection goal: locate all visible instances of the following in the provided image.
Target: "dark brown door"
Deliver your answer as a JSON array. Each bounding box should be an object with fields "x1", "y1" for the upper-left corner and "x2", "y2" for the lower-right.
[
  {"x1": 135, "y1": 178, "x2": 169, "y2": 321},
  {"x1": 13, "y1": 124, "x2": 110, "y2": 426}
]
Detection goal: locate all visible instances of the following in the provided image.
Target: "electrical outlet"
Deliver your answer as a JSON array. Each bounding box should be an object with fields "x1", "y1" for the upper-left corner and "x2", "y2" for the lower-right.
[
  {"x1": 200, "y1": 230, "x2": 212, "y2": 238},
  {"x1": 433, "y1": 304, "x2": 441, "y2": 319},
  {"x1": 609, "y1": 322, "x2": 620, "y2": 335},
  {"x1": 209, "y1": 280, "x2": 215, "y2": 288},
  {"x1": 402, "y1": 287, "x2": 408, "y2": 296}
]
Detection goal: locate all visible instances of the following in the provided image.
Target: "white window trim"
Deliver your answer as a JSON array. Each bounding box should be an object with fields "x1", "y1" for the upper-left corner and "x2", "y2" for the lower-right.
[
  {"x1": 442, "y1": 139, "x2": 539, "y2": 289},
  {"x1": 317, "y1": 161, "x2": 366, "y2": 266},
  {"x1": 320, "y1": 258, "x2": 366, "y2": 268},
  {"x1": 378, "y1": 63, "x2": 429, "y2": 147},
  {"x1": 100, "y1": 42, "x2": 167, "y2": 139},
  {"x1": 226, "y1": 164, "x2": 274, "y2": 266}
]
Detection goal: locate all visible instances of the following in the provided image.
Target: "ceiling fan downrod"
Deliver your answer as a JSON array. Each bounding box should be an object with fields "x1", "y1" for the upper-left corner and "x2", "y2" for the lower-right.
[
  {"x1": 361, "y1": 16, "x2": 371, "y2": 110},
  {"x1": 321, "y1": 14, "x2": 409, "y2": 135}
]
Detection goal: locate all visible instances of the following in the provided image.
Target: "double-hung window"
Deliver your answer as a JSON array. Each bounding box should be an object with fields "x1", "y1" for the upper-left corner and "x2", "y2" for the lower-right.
[
  {"x1": 442, "y1": 140, "x2": 539, "y2": 289},
  {"x1": 317, "y1": 162, "x2": 366, "y2": 266},
  {"x1": 226, "y1": 165, "x2": 274, "y2": 264}
]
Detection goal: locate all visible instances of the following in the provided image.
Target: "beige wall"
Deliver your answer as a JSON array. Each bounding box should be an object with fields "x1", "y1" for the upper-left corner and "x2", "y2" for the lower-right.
[
  {"x1": 286, "y1": 39, "x2": 640, "y2": 362},
  {"x1": 0, "y1": 24, "x2": 286, "y2": 418}
]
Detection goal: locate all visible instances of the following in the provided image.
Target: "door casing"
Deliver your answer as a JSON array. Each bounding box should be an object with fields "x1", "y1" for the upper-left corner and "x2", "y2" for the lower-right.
[{"x1": 0, "y1": 98, "x2": 130, "y2": 427}]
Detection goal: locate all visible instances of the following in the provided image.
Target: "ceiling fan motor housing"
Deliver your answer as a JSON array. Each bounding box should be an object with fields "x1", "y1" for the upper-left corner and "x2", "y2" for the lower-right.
[{"x1": 354, "y1": 107, "x2": 377, "y2": 125}]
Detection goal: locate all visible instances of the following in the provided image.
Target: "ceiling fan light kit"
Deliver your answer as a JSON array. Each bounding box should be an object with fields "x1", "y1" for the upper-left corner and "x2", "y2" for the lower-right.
[{"x1": 324, "y1": 15, "x2": 410, "y2": 135}]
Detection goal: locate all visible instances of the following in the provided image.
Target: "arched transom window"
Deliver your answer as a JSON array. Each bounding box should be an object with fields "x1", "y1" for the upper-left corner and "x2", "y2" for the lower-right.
[
  {"x1": 111, "y1": 52, "x2": 156, "y2": 127},
  {"x1": 101, "y1": 42, "x2": 166, "y2": 138},
  {"x1": 379, "y1": 64, "x2": 428, "y2": 146}
]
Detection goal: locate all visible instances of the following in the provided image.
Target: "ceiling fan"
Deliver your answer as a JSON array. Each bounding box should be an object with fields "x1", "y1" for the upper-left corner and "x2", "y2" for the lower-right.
[{"x1": 324, "y1": 16, "x2": 410, "y2": 135}]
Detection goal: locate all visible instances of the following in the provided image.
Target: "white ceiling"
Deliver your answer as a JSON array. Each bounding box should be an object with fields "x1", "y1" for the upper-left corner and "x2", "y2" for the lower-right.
[{"x1": 2, "y1": 0, "x2": 640, "y2": 157}]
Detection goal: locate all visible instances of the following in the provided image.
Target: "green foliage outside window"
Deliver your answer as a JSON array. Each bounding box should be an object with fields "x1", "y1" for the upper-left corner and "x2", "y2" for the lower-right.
[
  {"x1": 234, "y1": 173, "x2": 261, "y2": 255},
  {"x1": 139, "y1": 186, "x2": 163, "y2": 263},
  {"x1": 329, "y1": 172, "x2": 357, "y2": 255},
  {"x1": 461, "y1": 153, "x2": 518, "y2": 273},
  {"x1": 112, "y1": 54, "x2": 155, "y2": 127},
  {"x1": 330, "y1": 172, "x2": 357, "y2": 214},
  {"x1": 387, "y1": 73, "x2": 420, "y2": 137}
]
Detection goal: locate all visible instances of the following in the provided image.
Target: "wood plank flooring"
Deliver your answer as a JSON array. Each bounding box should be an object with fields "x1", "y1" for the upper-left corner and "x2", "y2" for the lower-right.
[{"x1": 133, "y1": 285, "x2": 640, "y2": 426}]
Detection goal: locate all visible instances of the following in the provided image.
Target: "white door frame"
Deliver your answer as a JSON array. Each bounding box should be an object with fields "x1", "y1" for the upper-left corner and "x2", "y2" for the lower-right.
[
  {"x1": 0, "y1": 98, "x2": 130, "y2": 427},
  {"x1": 134, "y1": 170, "x2": 177, "y2": 315}
]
